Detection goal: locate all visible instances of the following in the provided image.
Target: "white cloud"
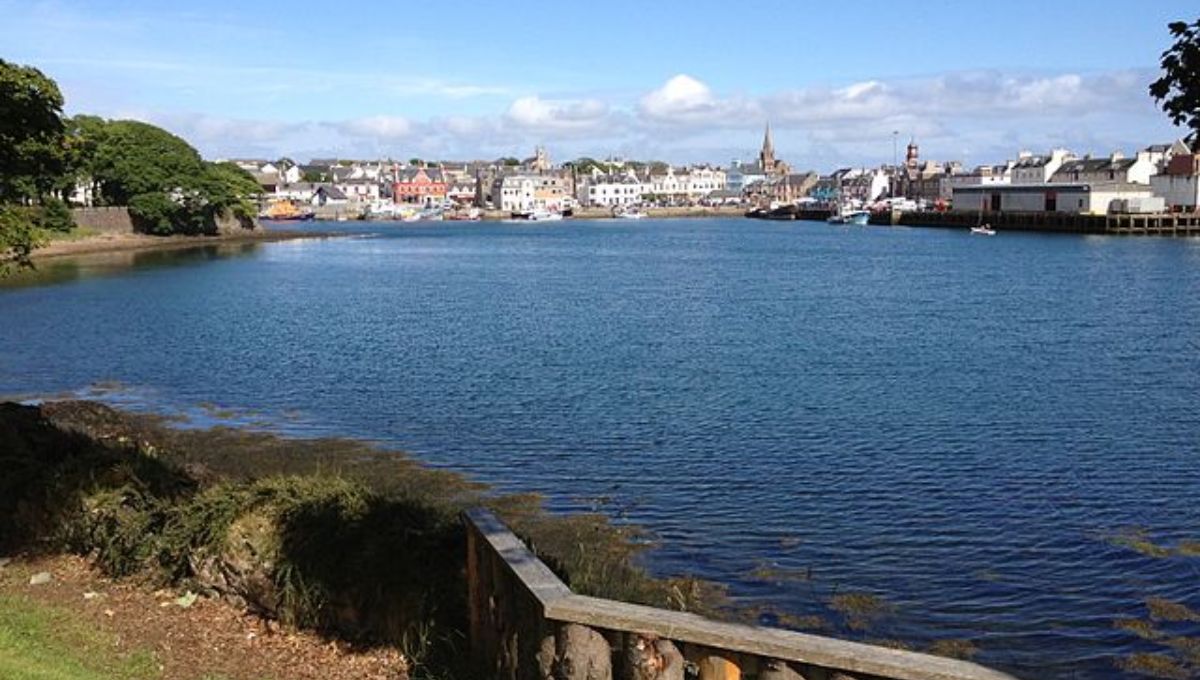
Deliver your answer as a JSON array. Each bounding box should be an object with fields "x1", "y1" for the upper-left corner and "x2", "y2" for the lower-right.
[
  {"x1": 83, "y1": 68, "x2": 1178, "y2": 168},
  {"x1": 505, "y1": 95, "x2": 611, "y2": 132},
  {"x1": 638, "y1": 74, "x2": 754, "y2": 125},
  {"x1": 336, "y1": 116, "x2": 416, "y2": 140}
]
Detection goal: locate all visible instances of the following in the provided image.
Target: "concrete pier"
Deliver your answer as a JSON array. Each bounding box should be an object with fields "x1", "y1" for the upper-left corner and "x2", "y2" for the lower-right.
[{"x1": 856, "y1": 210, "x2": 1200, "y2": 236}]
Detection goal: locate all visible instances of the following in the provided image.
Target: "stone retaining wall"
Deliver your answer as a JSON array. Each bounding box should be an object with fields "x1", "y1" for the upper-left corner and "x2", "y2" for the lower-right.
[{"x1": 71, "y1": 207, "x2": 135, "y2": 234}]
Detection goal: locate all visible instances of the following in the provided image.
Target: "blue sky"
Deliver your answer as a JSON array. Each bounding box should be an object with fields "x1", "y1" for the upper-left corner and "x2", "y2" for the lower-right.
[{"x1": 1, "y1": 0, "x2": 1194, "y2": 167}]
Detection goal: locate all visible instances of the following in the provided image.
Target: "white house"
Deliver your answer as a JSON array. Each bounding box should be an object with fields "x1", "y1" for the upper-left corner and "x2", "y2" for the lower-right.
[
  {"x1": 1050, "y1": 152, "x2": 1158, "y2": 186},
  {"x1": 940, "y1": 162, "x2": 1013, "y2": 201},
  {"x1": 578, "y1": 170, "x2": 645, "y2": 207},
  {"x1": 726, "y1": 161, "x2": 767, "y2": 194},
  {"x1": 1151, "y1": 153, "x2": 1200, "y2": 211},
  {"x1": 1011, "y1": 149, "x2": 1074, "y2": 184},
  {"x1": 492, "y1": 175, "x2": 536, "y2": 212}
]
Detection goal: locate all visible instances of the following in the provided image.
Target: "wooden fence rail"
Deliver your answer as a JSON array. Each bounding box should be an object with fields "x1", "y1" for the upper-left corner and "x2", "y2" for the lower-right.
[{"x1": 464, "y1": 508, "x2": 1020, "y2": 680}]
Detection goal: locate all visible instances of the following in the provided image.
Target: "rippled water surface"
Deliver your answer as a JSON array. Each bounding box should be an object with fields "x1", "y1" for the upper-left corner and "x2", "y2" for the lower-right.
[{"x1": 3, "y1": 219, "x2": 1199, "y2": 678}]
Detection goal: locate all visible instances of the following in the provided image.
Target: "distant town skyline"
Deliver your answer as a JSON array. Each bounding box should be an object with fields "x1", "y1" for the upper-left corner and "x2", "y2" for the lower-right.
[{"x1": 2, "y1": 0, "x2": 1195, "y2": 167}]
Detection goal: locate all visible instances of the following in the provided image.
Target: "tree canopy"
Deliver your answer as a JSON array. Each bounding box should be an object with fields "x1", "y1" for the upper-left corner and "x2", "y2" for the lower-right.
[
  {"x1": 1150, "y1": 18, "x2": 1200, "y2": 145},
  {"x1": 0, "y1": 59, "x2": 67, "y2": 203},
  {"x1": 0, "y1": 58, "x2": 265, "y2": 270}
]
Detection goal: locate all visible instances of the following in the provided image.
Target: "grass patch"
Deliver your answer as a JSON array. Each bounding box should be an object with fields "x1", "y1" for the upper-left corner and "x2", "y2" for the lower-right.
[
  {"x1": 0, "y1": 400, "x2": 731, "y2": 679},
  {"x1": 35, "y1": 226, "x2": 101, "y2": 243},
  {"x1": 0, "y1": 593, "x2": 160, "y2": 680}
]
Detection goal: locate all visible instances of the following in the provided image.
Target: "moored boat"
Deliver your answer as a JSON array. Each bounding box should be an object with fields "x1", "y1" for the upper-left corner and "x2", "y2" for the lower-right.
[
  {"x1": 259, "y1": 201, "x2": 315, "y2": 221},
  {"x1": 970, "y1": 224, "x2": 996, "y2": 236}
]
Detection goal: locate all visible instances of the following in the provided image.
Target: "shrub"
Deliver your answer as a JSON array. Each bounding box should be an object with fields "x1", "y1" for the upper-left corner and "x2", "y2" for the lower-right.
[
  {"x1": 36, "y1": 196, "x2": 74, "y2": 232},
  {"x1": 128, "y1": 191, "x2": 181, "y2": 235}
]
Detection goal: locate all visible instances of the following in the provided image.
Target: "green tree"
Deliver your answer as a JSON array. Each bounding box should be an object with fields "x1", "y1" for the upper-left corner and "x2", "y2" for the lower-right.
[
  {"x1": 60, "y1": 114, "x2": 109, "y2": 203},
  {"x1": 91, "y1": 120, "x2": 205, "y2": 205},
  {"x1": 0, "y1": 206, "x2": 44, "y2": 274},
  {"x1": 1150, "y1": 18, "x2": 1200, "y2": 145},
  {"x1": 0, "y1": 59, "x2": 67, "y2": 203}
]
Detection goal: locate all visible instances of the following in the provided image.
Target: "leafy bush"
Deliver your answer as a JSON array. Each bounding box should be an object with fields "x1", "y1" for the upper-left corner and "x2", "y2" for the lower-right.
[
  {"x1": 128, "y1": 192, "x2": 182, "y2": 235},
  {"x1": 36, "y1": 196, "x2": 74, "y2": 232},
  {"x1": 0, "y1": 205, "x2": 44, "y2": 274}
]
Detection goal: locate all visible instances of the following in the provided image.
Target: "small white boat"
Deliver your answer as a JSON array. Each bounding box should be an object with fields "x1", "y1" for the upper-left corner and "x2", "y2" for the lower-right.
[
  {"x1": 846, "y1": 211, "x2": 869, "y2": 225},
  {"x1": 527, "y1": 209, "x2": 563, "y2": 222},
  {"x1": 970, "y1": 224, "x2": 996, "y2": 236},
  {"x1": 617, "y1": 211, "x2": 646, "y2": 220},
  {"x1": 828, "y1": 210, "x2": 869, "y2": 225}
]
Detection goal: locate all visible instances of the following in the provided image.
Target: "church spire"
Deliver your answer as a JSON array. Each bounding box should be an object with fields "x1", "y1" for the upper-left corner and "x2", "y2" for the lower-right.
[{"x1": 760, "y1": 122, "x2": 776, "y2": 172}]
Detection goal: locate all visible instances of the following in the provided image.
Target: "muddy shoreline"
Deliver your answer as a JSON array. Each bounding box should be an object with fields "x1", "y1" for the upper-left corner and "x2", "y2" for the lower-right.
[{"x1": 32, "y1": 228, "x2": 338, "y2": 261}]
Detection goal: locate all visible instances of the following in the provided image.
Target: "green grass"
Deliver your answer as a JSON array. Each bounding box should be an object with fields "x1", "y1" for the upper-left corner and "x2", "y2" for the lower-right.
[
  {"x1": 0, "y1": 593, "x2": 160, "y2": 680},
  {"x1": 35, "y1": 227, "x2": 101, "y2": 243}
]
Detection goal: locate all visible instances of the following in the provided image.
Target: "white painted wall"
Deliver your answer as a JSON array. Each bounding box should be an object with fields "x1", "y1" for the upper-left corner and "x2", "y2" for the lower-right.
[{"x1": 1151, "y1": 174, "x2": 1200, "y2": 210}]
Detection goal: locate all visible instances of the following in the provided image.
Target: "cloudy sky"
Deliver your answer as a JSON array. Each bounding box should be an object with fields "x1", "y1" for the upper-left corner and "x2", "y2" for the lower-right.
[{"x1": 1, "y1": 1, "x2": 1194, "y2": 169}]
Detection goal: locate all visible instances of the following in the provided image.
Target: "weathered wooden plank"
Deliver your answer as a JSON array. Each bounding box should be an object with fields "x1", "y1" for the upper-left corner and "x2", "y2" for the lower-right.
[
  {"x1": 464, "y1": 509, "x2": 1020, "y2": 680},
  {"x1": 544, "y1": 595, "x2": 1015, "y2": 680},
  {"x1": 466, "y1": 508, "x2": 573, "y2": 606}
]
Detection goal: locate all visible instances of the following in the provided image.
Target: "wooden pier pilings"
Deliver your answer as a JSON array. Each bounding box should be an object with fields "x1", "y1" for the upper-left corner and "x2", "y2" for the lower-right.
[
  {"x1": 464, "y1": 508, "x2": 1018, "y2": 680},
  {"x1": 869, "y1": 211, "x2": 1200, "y2": 236}
]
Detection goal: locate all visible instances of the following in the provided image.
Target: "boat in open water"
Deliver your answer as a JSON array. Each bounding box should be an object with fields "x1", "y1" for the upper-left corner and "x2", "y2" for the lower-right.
[{"x1": 828, "y1": 210, "x2": 869, "y2": 226}]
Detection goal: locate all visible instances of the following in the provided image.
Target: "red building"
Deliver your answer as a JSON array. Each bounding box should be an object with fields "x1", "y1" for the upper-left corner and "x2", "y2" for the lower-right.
[{"x1": 394, "y1": 167, "x2": 447, "y2": 205}]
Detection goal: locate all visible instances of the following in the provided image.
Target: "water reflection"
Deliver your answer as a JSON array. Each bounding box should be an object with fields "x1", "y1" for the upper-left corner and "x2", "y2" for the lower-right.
[{"x1": 2, "y1": 242, "x2": 263, "y2": 289}]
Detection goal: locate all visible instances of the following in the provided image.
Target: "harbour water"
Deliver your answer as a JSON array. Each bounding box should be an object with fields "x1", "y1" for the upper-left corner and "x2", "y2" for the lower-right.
[{"x1": 2, "y1": 218, "x2": 1199, "y2": 678}]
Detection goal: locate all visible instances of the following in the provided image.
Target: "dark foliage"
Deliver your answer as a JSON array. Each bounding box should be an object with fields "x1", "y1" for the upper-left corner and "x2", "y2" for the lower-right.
[{"x1": 1150, "y1": 19, "x2": 1200, "y2": 145}]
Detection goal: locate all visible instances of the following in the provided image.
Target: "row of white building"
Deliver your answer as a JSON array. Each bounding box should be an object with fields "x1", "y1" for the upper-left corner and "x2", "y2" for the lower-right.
[{"x1": 226, "y1": 135, "x2": 1200, "y2": 216}]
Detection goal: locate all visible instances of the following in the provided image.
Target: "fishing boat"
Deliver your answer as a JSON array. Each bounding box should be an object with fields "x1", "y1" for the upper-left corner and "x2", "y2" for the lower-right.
[
  {"x1": 510, "y1": 208, "x2": 563, "y2": 222},
  {"x1": 446, "y1": 207, "x2": 482, "y2": 221},
  {"x1": 827, "y1": 209, "x2": 868, "y2": 225},
  {"x1": 527, "y1": 208, "x2": 563, "y2": 222},
  {"x1": 970, "y1": 224, "x2": 996, "y2": 236}
]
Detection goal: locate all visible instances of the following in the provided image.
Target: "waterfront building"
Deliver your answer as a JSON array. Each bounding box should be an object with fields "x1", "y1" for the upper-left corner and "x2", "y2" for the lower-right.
[
  {"x1": 446, "y1": 179, "x2": 476, "y2": 206},
  {"x1": 952, "y1": 182, "x2": 1156, "y2": 215},
  {"x1": 275, "y1": 182, "x2": 316, "y2": 203},
  {"x1": 393, "y1": 166, "x2": 447, "y2": 205},
  {"x1": 726, "y1": 161, "x2": 768, "y2": 194},
  {"x1": 312, "y1": 185, "x2": 349, "y2": 207},
  {"x1": 1050, "y1": 151, "x2": 1158, "y2": 185},
  {"x1": 491, "y1": 174, "x2": 570, "y2": 212},
  {"x1": 896, "y1": 140, "x2": 964, "y2": 203},
  {"x1": 1150, "y1": 151, "x2": 1200, "y2": 211},
  {"x1": 336, "y1": 178, "x2": 381, "y2": 203},
  {"x1": 1011, "y1": 149, "x2": 1075, "y2": 184},
  {"x1": 646, "y1": 165, "x2": 724, "y2": 202},
  {"x1": 940, "y1": 162, "x2": 1014, "y2": 202},
  {"x1": 577, "y1": 169, "x2": 645, "y2": 207},
  {"x1": 762, "y1": 172, "x2": 819, "y2": 203}
]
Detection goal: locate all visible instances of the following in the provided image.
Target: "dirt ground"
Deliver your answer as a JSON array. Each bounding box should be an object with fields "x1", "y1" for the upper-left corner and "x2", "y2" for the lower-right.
[{"x1": 0, "y1": 554, "x2": 407, "y2": 680}]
